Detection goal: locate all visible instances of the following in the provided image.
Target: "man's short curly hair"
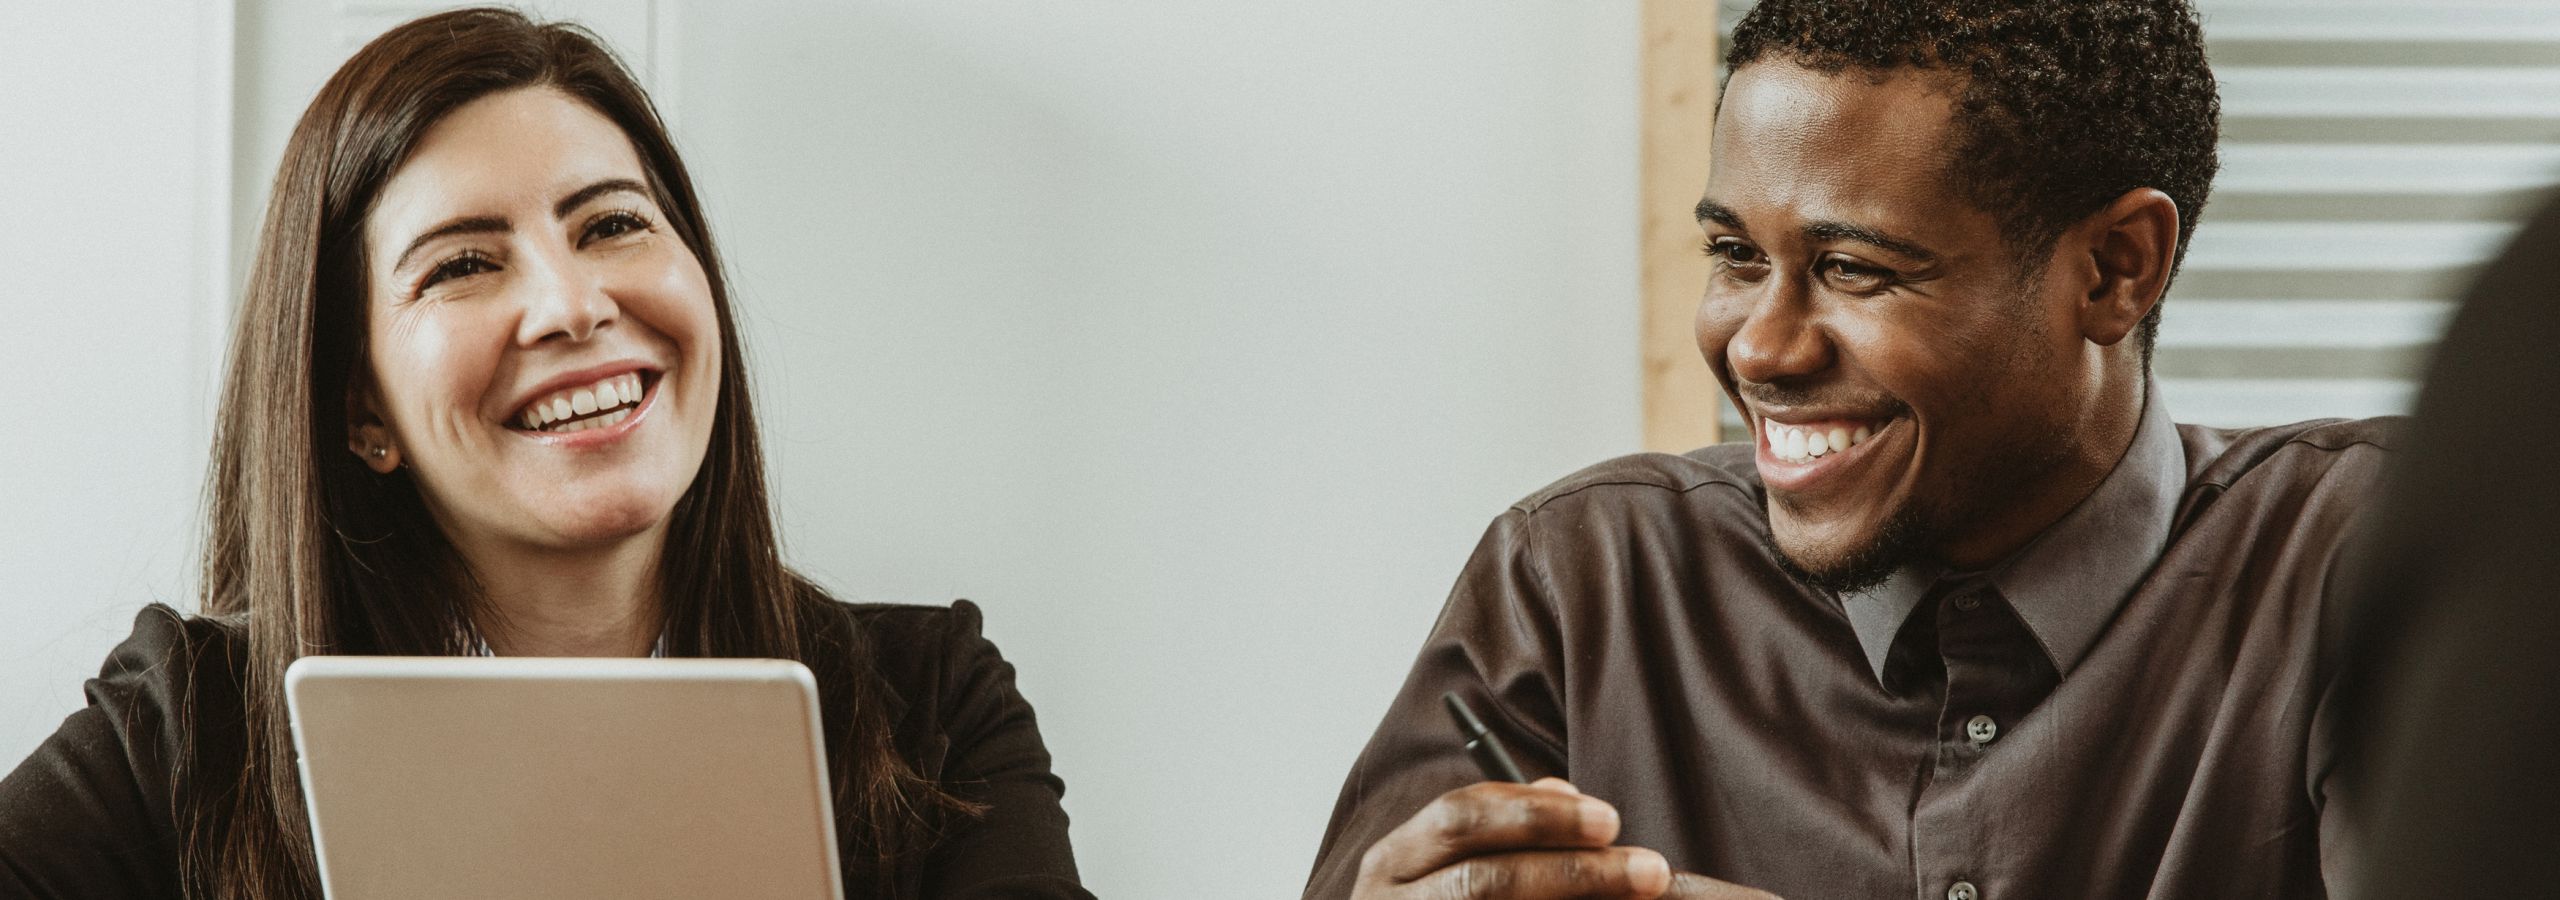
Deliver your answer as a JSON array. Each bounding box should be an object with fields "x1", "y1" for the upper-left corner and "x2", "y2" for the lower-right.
[{"x1": 1725, "y1": 0, "x2": 2221, "y2": 362}]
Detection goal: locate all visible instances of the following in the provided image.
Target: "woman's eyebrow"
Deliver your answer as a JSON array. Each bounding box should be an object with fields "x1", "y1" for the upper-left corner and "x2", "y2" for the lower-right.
[
  {"x1": 393, "y1": 216, "x2": 508, "y2": 273},
  {"x1": 388, "y1": 178, "x2": 653, "y2": 274},
  {"x1": 553, "y1": 178, "x2": 650, "y2": 218}
]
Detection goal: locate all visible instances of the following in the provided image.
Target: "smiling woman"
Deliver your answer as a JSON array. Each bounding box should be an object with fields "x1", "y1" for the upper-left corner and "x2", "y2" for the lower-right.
[
  {"x1": 351, "y1": 85, "x2": 727, "y2": 640},
  {"x1": 0, "y1": 8, "x2": 1087, "y2": 899}
]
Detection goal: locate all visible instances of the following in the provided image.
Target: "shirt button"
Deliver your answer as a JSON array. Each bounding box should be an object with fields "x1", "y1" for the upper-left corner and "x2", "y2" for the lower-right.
[
  {"x1": 1965, "y1": 714, "x2": 1999, "y2": 745},
  {"x1": 1954, "y1": 594, "x2": 1982, "y2": 612},
  {"x1": 1948, "y1": 880, "x2": 1980, "y2": 900}
]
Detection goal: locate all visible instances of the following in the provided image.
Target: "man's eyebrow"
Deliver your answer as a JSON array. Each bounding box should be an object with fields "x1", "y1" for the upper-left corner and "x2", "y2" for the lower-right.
[
  {"x1": 1697, "y1": 200, "x2": 1938, "y2": 262},
  {"x1": 554, "y1": 177, "x2": 651, "y2": 219},
  {"x1": 1695, "y1": 199, "x2": 1745, "y2": 230},
  {"x1": 1804, "y1": 219, "x2": 1938, "y2": 262},
  {"x1": 392, "y1": 216, "x2": 508, "y2": 274}
]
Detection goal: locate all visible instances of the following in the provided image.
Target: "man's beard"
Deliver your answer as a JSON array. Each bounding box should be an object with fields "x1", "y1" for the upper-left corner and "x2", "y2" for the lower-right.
[
  {"x1": 1760, "y1": 412, "x2": 2077, "y2": 595},
  {"x1": 1761, "y1": 495, "x2": 1935, "y2": 595}
]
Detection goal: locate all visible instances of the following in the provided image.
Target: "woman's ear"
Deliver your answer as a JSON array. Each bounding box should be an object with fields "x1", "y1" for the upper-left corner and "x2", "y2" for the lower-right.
[
  {"x1": 2075, "y1": 186, "x2": 2180, "y2": 348},
  {"x1": 346, "y1": 376, "x2": 403, "y2": 474}
]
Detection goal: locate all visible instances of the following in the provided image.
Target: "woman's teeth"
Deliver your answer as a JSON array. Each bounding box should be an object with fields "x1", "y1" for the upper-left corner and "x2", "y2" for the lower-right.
[
  {"x1": 517, "y1": 372, "x2": 646, "y2": 432},
  {"x1": 1764, "y1": 419, "x2": 1879, "y2": 463},
  {"x1": 545, "y1": 408, "x2": 631, "y2": 433}
]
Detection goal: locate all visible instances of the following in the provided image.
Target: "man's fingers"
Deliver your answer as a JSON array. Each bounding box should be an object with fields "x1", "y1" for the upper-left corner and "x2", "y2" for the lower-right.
[
  {"x1": 1661, "y1": 872, "x2": 1784, "y2": 900},
  {"x1": 1529, "y1": 776, "x2": 1580, "y2": 795},
  {"x1": 1363, "y1": 782, "x2": 1624, "y2": 883},
  {"x1": 1407, "y1": 847, "x2": 1671, "y2": 900}
]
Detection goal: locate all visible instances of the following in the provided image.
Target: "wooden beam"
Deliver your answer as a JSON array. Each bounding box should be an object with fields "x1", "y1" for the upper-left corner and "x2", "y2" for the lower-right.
[{"x1": 1639, "y1": 0, "x2": 1722, "y2": 452}]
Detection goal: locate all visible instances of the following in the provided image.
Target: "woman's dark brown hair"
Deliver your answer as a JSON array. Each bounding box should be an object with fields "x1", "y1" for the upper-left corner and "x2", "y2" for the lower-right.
[{"x1": 190, "y1": 8, "x2": 967, "y2": 898}]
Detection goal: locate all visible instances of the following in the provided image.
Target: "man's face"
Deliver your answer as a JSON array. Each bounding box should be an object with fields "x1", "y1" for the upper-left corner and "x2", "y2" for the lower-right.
[{"x1": 1696, "y1": 61, "x2": 2095, "y2": 591}]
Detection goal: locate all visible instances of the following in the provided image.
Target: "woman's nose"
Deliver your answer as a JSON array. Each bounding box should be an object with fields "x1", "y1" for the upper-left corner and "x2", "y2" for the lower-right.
[{"x1": 514, "y1": 252, "x2": 618, "y2": 345}]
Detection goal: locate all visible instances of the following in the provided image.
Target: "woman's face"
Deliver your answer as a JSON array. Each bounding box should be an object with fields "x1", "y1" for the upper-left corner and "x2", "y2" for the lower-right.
[{"x1": 353, "y1": 85, "x2": 720, "y2": 558}]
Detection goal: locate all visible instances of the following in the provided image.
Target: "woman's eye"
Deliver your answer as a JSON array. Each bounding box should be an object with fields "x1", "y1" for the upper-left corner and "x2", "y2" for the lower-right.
[
  {"x1": 419, "y1": 252, "x2": 496, "y2": 291},
  {"x1": 582, "y1": 210, "x2": 652, "y2": 245}
]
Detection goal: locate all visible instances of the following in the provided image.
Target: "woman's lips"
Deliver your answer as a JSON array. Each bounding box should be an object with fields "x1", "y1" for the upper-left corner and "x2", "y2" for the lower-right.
[
  {"x1": 512, "y1": 371, "x2": 648, "y2": 432},
  {"x1": 513, "y1": 372, "x2": 657, "y2": 447}
]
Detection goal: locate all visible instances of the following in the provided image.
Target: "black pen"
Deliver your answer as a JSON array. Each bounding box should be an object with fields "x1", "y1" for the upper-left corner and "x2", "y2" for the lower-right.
[{"x1": 1442, "y1": 691, "x2": 1529, "y2": 784}]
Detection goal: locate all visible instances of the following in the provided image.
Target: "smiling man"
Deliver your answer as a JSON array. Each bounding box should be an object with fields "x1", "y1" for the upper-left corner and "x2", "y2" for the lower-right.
[{"x1": 1304, "y1": 2, "x2": 2391, "y2": 899}]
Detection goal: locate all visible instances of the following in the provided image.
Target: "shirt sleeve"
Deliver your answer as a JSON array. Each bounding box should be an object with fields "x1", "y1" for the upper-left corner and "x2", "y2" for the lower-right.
[
  {"x1": 1301, "y1": 509, "x2": 1571, "y2": 900},
  {"x1": 920, "y1": 600, "x2": 1096, "y2": 900},
  {"x1": 0, "y1": 607, "x2": 198, "y2": 899}
]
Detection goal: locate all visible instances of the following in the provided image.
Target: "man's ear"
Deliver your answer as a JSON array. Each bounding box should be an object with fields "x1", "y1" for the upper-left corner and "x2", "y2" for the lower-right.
[
  {"x1": 2074, "y1": 187, "x2": 2180, "y2": 348},
  {"x1": 345, "y1": 374, "x2": 402, "y2": 474}
]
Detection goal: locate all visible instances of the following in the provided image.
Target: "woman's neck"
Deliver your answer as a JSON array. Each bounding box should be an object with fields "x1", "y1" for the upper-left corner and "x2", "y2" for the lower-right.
[{"x1": 461, "y1": 527, "x2": 667, "y2": 657}]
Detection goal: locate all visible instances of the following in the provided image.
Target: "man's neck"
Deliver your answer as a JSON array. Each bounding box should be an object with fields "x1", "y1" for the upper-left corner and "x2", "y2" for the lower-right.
[{"x1": 1937, "y1": 377, "x2": 2147, "y2": 570}]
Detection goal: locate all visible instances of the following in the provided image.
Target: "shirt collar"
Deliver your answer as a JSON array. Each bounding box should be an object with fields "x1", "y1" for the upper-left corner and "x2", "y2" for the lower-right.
[{"x1": 1837, "y1": 384, "x2": 2184, "y2": 683}]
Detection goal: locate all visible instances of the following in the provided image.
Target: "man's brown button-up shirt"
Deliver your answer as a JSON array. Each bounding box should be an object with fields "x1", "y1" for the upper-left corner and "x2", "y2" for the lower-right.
[{"x1": 1305, "y1": 394, "x2": 2393, "y2": 900}]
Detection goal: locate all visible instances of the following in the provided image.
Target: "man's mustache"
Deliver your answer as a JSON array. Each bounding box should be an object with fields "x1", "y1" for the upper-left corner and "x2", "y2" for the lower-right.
[{"x1": 1737, "y1": 381, "x2": 1912, "y2": 417}]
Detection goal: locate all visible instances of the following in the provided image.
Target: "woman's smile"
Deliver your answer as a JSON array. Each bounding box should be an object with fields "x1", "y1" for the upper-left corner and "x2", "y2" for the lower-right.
[{"x1": 506, "y1": 366, "x2": 659, "y2": 444}]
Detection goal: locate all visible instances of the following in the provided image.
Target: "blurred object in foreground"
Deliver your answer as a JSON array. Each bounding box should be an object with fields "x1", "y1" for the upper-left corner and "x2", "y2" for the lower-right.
[{"x1": 2334, "y1": 195, "x2": 2560, "y2": 897}]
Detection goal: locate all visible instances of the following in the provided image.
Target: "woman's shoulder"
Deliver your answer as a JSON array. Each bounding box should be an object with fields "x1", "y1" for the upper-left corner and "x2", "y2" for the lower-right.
[
  {"x1": 76, "y1": 604, "x2": 252, "y2": 772},
  {"x1": 826, "y1": 598, "x2": 997, "y2": 690},
  {"x1": 88, "y1": 603, "x2": 250, "y2": 709},
  {"x1": 837, "y1": 597, "x2": 988, "y2": 647},
  {"x1": 814, "y1": 598, "x2": 1030, "y2": 735},
  {"x1": 0, "y1": 604, "x2": 248, "y2": 882}
]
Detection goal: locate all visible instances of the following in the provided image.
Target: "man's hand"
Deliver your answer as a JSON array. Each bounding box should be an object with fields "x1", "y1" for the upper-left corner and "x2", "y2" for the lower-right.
[
  {"x1": 1664, "y1": 873, "x2": 1780, "y2": 900},
  {"x1": 1350, "y1": 778, "x2": 1780, "y2": 900}
]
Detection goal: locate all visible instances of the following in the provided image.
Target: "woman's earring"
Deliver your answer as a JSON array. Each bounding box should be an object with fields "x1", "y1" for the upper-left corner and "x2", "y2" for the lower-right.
[{"x1": 350, "y1": 429, "x2": 398, "y2": 473}]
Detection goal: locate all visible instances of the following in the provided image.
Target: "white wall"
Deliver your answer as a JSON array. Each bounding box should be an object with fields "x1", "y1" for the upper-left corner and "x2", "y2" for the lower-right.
[
  {"x1": 0, "y1": 2, "x2": 231, "y2": 771},
  {"x1": 675, "y1": 5, "x2": 1639, "y2": 894},
  {"x1": 2, "y1": 3, "x2": 1640, "y2": 897}
]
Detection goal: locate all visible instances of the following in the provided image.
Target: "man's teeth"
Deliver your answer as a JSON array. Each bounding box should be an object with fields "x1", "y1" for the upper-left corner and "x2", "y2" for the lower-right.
[
  {"x1": 1763, "y1": 419, "x2": 1880, "y2": 463},
  {"x1": 517, "y1": 372, "x2": 646, "y2": 432}
]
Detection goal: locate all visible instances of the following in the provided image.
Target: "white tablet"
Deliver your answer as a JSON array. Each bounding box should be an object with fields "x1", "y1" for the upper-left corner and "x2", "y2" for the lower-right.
[{"x1": 284, "y1": 656, "x2": 844, "y2": 900}]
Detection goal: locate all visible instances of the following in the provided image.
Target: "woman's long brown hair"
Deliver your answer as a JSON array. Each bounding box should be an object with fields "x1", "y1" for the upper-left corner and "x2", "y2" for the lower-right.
[{"x1": 188, "y1": 9, "x2": 968, "y2": 898}]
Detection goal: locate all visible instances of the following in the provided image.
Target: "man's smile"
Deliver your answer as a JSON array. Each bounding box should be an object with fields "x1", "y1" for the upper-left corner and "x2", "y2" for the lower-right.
[{"x1": 1751, "y1": 408, "x2": 1907, "y2": 495}]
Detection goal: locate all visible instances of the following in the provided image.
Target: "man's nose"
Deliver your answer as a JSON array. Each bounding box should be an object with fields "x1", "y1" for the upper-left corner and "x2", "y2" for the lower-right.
[{"x1": 1724, "y1": 284, "x2": 1833, "y2": 386}]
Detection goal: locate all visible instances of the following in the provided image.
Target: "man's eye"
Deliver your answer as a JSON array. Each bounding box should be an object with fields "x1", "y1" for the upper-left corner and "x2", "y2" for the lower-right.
[
  {"x1": 1820, "y1": 259, "x2": 1890, "y2": 290},
  {"x1": 1705, "y1": 240, "x2": 1765, "y2": 266},
  {"x1": 420, "y1": 253, "x2": 496, "y2": 291}
]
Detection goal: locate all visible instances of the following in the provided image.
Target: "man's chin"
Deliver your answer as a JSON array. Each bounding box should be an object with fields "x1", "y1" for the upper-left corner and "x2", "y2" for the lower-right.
[{"x1": 1763, "y1": 504, "x2": 1931, "y2": 595}]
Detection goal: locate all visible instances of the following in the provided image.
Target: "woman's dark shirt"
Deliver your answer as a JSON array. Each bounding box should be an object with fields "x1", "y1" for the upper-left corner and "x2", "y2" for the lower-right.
[{"x1": 0, "y1": 599, "x2": 1091, "y2": 899}]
